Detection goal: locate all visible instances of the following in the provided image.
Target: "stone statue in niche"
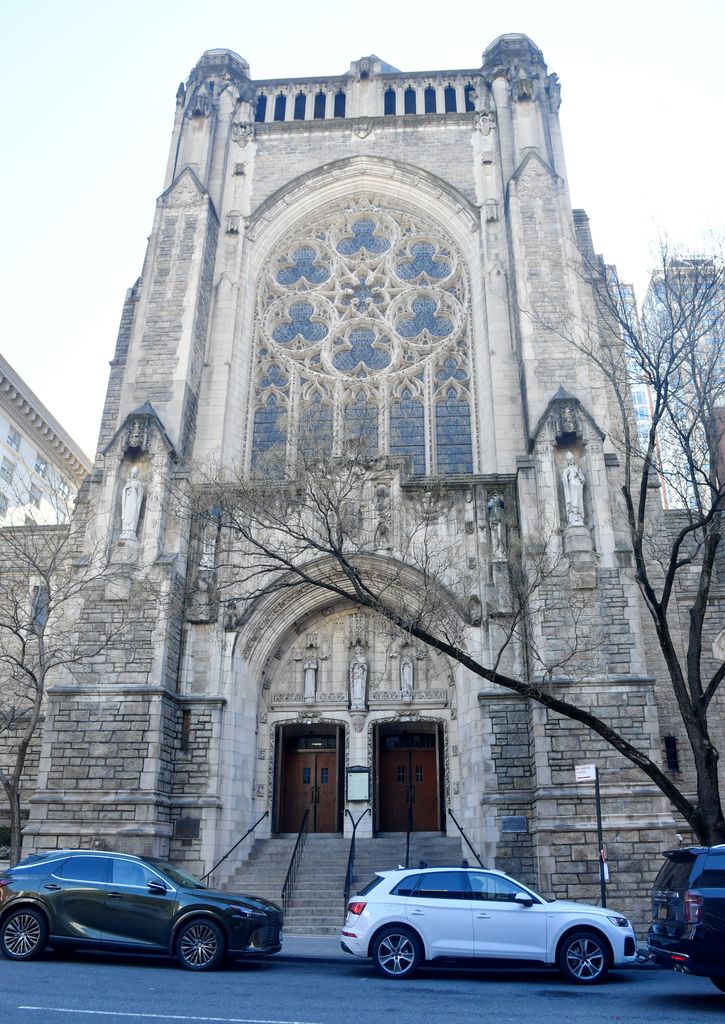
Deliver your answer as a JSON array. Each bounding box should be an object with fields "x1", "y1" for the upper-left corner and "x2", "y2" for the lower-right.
[
  {"x1": 561, "y1": 451, "x2": 586, "y2": 525},
  {"x1": 303, "y1": 654, "x2": 318, "y2": 704},
  {"x1": 120, "y1": 467, "x2": 144, "y2": 540},
  {"x1": 400, "y1": 654, "x2": 414, "y2": 702},
  {"x1": 487, "y1": 493, "x2": 506, "y2": 560},
  {"x1": 349, "y1": 644, "x2": 368, "y2": 710}
]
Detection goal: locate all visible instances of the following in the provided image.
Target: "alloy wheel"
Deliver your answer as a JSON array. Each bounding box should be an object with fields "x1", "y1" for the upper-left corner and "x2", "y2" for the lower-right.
[
  {"x1": 4, "y1": 913, "x2": 43, "y2": 957},
  {"x1": 179, "y1": 922, "x2": 221, "y2": 969},
  {"x1": 376, "y1": 932, "x2": 417, "y2": 976},
  {"x1": 564, "y1": 936, "x2": 606, "y2": 981}
]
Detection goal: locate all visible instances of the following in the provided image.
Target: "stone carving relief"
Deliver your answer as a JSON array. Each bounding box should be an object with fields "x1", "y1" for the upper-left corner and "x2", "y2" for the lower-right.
[
  {"x1": 232, "y1": 121, "x2": 254, "y2": 146},
  {"x1": 486, "y1": 492, "x2": 506, "y2": 560},
  {"x1": 474, "y1": 110, "x2": 496, "y2": 135}
]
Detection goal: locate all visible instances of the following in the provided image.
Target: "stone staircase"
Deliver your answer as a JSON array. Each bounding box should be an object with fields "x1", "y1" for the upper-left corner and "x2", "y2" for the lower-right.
[{"x1": 223, "y1": 832, "x2": 466, "y2": 935}]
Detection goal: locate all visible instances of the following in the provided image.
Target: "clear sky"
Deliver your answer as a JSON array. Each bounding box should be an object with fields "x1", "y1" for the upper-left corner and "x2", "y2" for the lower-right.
[{"x1": 1, "y1": 0, "x2": 723, "y2": 459}]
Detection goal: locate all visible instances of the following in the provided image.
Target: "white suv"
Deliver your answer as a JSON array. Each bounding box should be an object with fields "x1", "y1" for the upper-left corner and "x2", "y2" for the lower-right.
[{"x1": 341, "y1": 867, "x2": 637, "y2": 983}]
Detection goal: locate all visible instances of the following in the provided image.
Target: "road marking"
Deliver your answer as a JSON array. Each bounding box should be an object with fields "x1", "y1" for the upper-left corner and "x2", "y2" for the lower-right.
[{"x1": 19, "y1": 1010, "x2": 323, "y2": 1024}]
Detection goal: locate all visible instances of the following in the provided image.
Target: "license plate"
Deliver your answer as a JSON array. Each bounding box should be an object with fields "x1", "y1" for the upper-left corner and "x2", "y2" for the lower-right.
[{"x1": 658, "y1": 904, "x2": 668, "y2": 920}]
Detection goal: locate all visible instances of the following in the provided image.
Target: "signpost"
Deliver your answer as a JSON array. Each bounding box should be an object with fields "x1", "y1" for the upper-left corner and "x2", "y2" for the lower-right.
[{"x1": 575, "y1": 763, "x2": 607, "y2": 908}]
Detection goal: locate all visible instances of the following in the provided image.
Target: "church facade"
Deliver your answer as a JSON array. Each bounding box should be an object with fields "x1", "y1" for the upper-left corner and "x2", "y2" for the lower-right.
[{"x1": 17, "y1": 35, "x2": 704, "y2": 918}]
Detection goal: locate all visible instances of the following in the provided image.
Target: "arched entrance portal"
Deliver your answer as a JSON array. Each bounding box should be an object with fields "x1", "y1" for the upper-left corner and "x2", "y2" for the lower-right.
[
  {"x1": 276, "y1": 724, "x2": 344, "y2": 833},
  {"x1": 375, "y1": 722, "x2": 444, "y2": 832}
]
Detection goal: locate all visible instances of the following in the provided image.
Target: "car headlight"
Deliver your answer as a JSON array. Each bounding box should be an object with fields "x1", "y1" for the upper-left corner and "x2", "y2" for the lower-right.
[{"x1": 607, "y1": 915, "x2": 630, "y2": 928}]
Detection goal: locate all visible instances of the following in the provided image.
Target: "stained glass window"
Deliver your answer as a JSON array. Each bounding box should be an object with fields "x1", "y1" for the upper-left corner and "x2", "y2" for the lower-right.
[{"x1": 250, "y1": 199, "x2": 475, "y2": 474}]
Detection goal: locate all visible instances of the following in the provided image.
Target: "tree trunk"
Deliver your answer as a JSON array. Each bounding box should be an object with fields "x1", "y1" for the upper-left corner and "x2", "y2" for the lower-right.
[
  {"x1": 694, "y1": 744, "x2": 725, "y2": 845},
  {"x1": 8, "y1": 786, "x2": 22, "y2": 865}
]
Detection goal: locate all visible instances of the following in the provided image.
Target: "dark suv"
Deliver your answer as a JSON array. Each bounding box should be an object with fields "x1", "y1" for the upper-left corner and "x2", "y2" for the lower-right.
[
  {"x1": 0, "y1": 849, "x2": 282, "y2": 970},
  {"x1": 647, "y1": 845, "x2": 725, "y2": 993}
]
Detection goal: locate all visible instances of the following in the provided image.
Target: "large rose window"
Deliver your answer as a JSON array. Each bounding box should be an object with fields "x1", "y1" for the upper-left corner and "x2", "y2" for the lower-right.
[{"x1": 248, "y1": 198, "x2": 476, "y2": 475}]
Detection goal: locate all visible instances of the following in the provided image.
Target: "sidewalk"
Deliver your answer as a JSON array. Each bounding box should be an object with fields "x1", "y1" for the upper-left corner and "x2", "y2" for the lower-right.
[{"x1": 278, "y1": 933, "x2": 348, "y2": 961}]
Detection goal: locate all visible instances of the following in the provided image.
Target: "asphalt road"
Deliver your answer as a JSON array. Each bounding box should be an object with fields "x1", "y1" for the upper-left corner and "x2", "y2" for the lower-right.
[{"x1": 0, "y1": 950, "x2": 721, "y2": 1024}]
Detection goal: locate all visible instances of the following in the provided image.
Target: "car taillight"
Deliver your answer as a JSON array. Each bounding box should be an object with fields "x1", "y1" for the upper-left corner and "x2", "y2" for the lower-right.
[
  {"x1": 0, "y1": 879, "x2": 8, "y2": 888},
  {"x1": 684, "y1": 890, "x2": 704, "y2": 924},
  {"x1": 347, "y1": 901, "x2": 366, "y2": 916}
]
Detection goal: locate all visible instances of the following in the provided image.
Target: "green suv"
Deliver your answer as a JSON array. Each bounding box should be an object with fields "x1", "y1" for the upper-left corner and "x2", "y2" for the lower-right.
[{"x1": 0, "y1": 849, "x2": 283, "y2": 970}]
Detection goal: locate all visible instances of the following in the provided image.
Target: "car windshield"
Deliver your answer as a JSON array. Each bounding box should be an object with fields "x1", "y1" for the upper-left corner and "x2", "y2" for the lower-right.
[{"x1": 148, "y1": 860, "x2": 207, "y2": 889}]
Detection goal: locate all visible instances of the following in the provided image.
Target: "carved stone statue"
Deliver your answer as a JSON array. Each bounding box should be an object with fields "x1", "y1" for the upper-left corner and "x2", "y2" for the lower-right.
[
  {"x1": 374, "y1": 483, "x2": 392, "y2": 549},
  {"x1": 561, "y1": 451, "x2": 586, "y2": 525},
  {"x1": 120, "y1": 467, "x2": 144, "y2": 540},
  {"x1": 304, "y1": 655, "x2": 318, "y2": 704},
  {"x1": 400, "y1": 654, "x2": 414, "y2": 702},
  {"x1": 487, "y1": 492, "x2": 506, "y2": 560},
  {"x1": 349, "y1": 644, "x2": 368, "y2": 710}
]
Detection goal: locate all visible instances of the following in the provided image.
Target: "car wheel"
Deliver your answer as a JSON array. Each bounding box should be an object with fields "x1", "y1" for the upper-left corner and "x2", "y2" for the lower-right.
[
  {"x1": 175, "y1": 918, "x2": 225, "y2": 971},
  {"x1": 371, "y1": 926, "x2": 422, "y2": 979},
  {"x1": 1, "y1": 908, "x2": 48, "y2": 961},
  {"x1": 710, "y1": 976, "x2": 725, "y2": 993},
  {"x1": 557, "y1": 930, "x2": 610, "y2": 984}
]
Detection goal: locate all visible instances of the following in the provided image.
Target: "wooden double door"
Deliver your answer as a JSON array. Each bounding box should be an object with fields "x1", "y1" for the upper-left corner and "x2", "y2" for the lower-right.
[
  {"x1": 279, "y1": 732, "x2": 341, "y2": 833},
  {"x1": 378, "y1": 732, "x2": 441, "y2": 832}
]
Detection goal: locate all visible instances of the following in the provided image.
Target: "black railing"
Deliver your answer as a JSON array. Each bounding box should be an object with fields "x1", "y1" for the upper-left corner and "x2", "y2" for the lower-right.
[
  {"x1": 281, "y1": 809, "x2": 309, "y2": 913},
  {"x1": 201, "y1": 810, "x2": 269, "y2": 883},
  {"x1": 343, "y1": 807, "x2": 370, "y2": 908},
  {"x1": 447, "y1": 808, "x2": 485, "y2": 868}
]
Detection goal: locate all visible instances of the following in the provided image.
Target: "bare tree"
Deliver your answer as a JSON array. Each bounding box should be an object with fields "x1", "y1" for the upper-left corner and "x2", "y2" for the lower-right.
[
  {"x1": 522, "y1": 243, "x2": 725, "y2": 843},
  {"x1": 0, "y1": 491, "x2": 153, "y2": 864},
  {"x1": 182, "y1": 315, "x2": 725, "y2": 844}
]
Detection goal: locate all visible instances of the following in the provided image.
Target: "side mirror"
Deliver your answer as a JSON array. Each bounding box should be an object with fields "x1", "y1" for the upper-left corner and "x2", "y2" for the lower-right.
[
  {"x1": 147, "y1": 879, "x2": 167, "y2": 895},
  {"x1": 514, "y1": 891, "x2": 535, "y2": 907}
]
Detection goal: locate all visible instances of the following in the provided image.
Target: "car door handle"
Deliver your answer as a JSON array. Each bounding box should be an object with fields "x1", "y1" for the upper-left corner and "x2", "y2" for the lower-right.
[
  {"x1": 43, "y1": 883, "x2": 60, "y2": 891},
  {"x1": 476, "y1": 913, "x2": 491, "y2": 919},
  {"x1": 108, "y1": 892, "x2": 124, "y2": 899},
  {"x1": 410, "y1": 909, "x2": 425, "y2": 915}
]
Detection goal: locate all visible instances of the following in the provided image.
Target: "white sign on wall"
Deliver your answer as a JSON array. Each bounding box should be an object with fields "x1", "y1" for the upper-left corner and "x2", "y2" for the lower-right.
[{"x1": 575, "y1": 763, "x2": 597, "y2": 783}]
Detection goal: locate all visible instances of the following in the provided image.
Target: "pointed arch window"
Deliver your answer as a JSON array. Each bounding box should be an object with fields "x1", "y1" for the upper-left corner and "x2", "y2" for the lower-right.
[
  {"x1": 274, "y1": 94, "x2": 287, "y2": 121},
  {"x1": 254, "y1": 95, "x2": 267, "y2": 122},
  {"x1": 384, "y1": 88, "x2": 396, "y2": 115},
  {"x1": 444, "y1": 86, "x2": 456, "y2": 112},
  {"x1": 294, "y1": 93, "x2": 307, "y2": 119},
  {"x1": 424, "y1": 86, "x2": 436, "y2": 113},
  {"x1": 313, "y1": 92, "x2": 326, "y2": 118},
  {"x1": 404, "y1": 87, "x2": 416, "y2": 114},
  {"x1": 333, "y1": 90, "x2": 346, "y2": 117}
]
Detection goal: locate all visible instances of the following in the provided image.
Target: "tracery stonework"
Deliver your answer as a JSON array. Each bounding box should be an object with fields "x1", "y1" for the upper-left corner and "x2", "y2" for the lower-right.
[{"x1": 248, "y1": 197, "x2": 476, "y2": 475}]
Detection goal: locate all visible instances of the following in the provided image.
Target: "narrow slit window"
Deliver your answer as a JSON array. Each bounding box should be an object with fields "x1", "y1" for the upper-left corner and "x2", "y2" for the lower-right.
[
  {"x1": 181, "y1": 710, "x2": 191, "y2": 752},
  {"x1": 294, "y1": 93, "x2": 306, "y2": 119},
  {"x1": 254, "y1": 95, "x2": 267, "y2": 122},
  {"x1": 444, "y1": 85, "x2": 456, "y2": 112},
  {"x1": 664, "y1": 735, "x2": 680, "y2": 772},
  {"x1": 404, "y1": 87, "x2": 416, "y2": 114},
  {"x1": 464, "y1": 84, "x2": 476, "y2": 112},
  {"x1": 384, "y1": 87, "x2": 396, "y2": 115},
  {"x1": 424, "y1": 86, "x2": 436, "y2": 113},
  {"x1": 333, "y1": 90, "x2": 346, "y2": 117}
]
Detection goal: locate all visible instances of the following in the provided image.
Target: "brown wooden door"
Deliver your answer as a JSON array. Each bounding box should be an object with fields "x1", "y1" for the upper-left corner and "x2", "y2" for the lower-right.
[
  {"x1": 280, "y1": 749, "x2": 338, "y2": 833},
  {"x1": 378, "y1": 747, "x2": 439, "y2": 831}
]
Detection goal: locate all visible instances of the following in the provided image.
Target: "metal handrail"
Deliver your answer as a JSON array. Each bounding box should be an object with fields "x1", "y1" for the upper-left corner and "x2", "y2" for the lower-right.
[
  {"x1": 447, "y1": 808, "x2": 485, "y2": 868},
  {"x1": 201, "y1": 810, "x2": 269, "y2": 882},
  {"x1": 281, "y1": 809, "x2": 309, "y2": 913},
  {"x1": 343, "y1": 807, "x2": 370, "y2": 907}
]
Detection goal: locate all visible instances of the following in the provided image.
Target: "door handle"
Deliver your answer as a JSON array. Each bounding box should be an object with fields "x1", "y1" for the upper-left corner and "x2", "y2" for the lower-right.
[
  {"x1": 108, "y1": 892, "x2": 123, "y2": 899},
  {"x1": 43, "y1": 883, "x2": 60, "y2": 891},
  {"x1": 476, "y1": 913, "x2": 491, "y2": 919},
  {"x1": 410, "y1": 909, "x2": 425, "y2": 915}
]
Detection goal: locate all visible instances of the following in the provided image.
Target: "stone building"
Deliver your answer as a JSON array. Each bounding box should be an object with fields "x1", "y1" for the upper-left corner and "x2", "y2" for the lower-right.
[
  {"x1": 0, "y1": 353, "x2": 91, "y2": 526},
  {"x1": 11, "y1": 34, "x2": 722, "y2": 924}
]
